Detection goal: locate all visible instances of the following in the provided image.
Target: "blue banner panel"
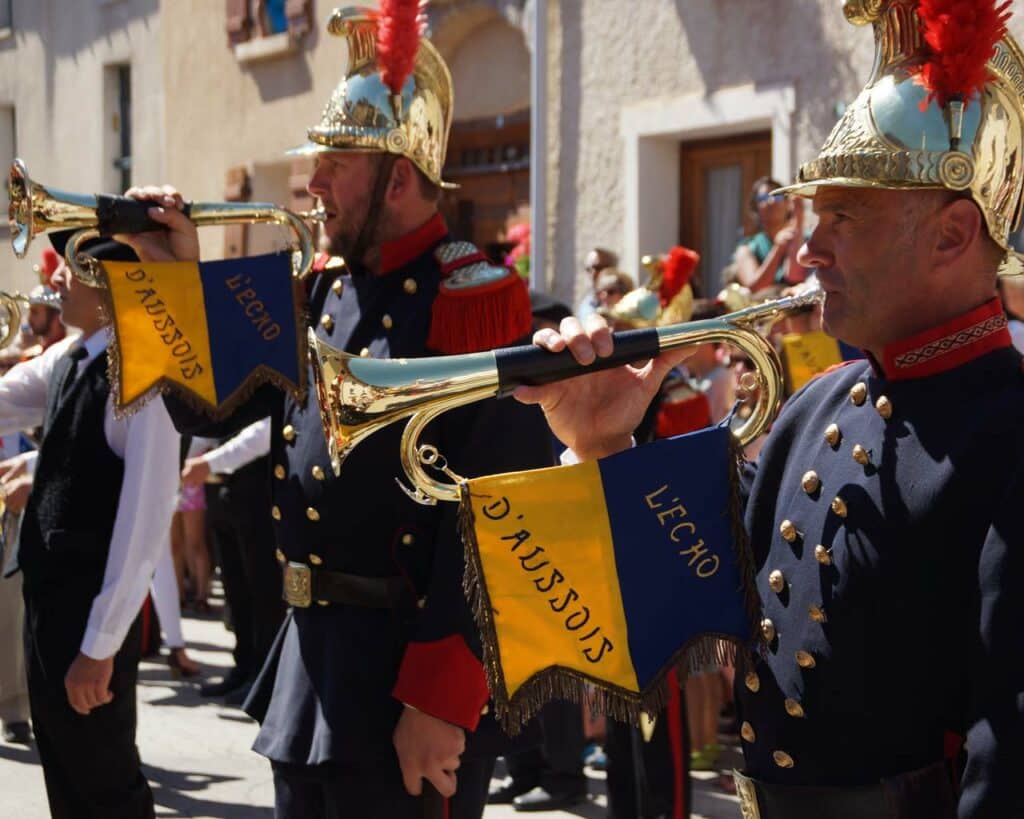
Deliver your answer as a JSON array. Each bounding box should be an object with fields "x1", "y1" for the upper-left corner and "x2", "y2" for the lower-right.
[
  {"x1": 198, "y1": 254, "x2": 298, "y2": 402},
  {"x1": 599, "y1": 427, "x2": 750, "y2": 689}
]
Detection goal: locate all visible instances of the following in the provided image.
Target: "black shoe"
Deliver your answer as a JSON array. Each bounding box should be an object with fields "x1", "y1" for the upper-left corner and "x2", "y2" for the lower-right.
[
  {"x1": 222, "y1": 681, "x2": 253, "y2": 708},
  {"x1": 2, "y1": 722, "x2": 32, "y2": 744},
  {"x1": 199, "y1": 671, "x2": 248, "y2": 698},
  {"x1": 487, "y1": 778, "x2": 536, "y2": 805},
  {"x1": 512, "y1": 786, "x2": 587, "y2": 812}
]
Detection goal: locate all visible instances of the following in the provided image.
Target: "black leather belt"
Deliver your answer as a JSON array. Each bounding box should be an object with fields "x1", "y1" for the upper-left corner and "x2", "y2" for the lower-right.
[
  {"x1": 734, "y1": 761, "x2": 957, "y2": 819},
  {"x1": 282, "y1": 562, "x2": 407, "y2": 609}
]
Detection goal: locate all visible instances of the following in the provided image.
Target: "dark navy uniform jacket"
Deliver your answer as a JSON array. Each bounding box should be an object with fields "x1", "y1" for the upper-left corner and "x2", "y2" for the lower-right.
[
  {"x1": 165, "y1": 214, "x2": 553, "y2": 766},
  {"x1": 735, "y1": 297, "x2": 1024, "y2": 818}
]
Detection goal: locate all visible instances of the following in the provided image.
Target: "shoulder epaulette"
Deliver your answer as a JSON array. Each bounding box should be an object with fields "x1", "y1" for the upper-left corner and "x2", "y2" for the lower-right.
[{"x1": 428, "y1": 241, "x2": 531, "y2": 355}]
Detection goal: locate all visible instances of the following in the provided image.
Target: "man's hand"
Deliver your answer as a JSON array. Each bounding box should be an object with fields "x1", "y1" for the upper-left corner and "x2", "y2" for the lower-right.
[
  {"x1": 115, "y1": 185, "x2": 200, "y2": 263},
  {"x1": 393, "y1": 706, "x2": 465, "y2": 798},
  {"x1": 1, "y1": 474, "x2": 33, "y2": 514},
  {"x1": 181, "y1": 457, "x2": 212, "y2": 488},
  {"x1": 514, "y1": 314, "x2": 691, "y2": 461},
  {"x1": 65, "y1": 652, "x2": 114, "y2": 716},
  {"x1": 0, "y1": 452, "x2": 33, "y2": 482}
]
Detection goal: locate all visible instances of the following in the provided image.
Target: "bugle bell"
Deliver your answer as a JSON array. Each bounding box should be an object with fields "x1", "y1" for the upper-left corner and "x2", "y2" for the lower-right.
[
  {"x1": 7, "y1": 158, "x2": 323, "y2": 287},
  {"x1": 310, "y1": 286, "x2": 825, "y2": 505},
  {"x1": 0, "y1": 288, "x2": 62, "y2": 349}
]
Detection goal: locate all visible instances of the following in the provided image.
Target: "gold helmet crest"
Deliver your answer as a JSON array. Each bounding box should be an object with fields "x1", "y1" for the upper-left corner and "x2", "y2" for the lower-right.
[
  {"x1": 778, "y1": 0, "x2": 1024, "y2": 274},
  {"x1": 291, "y1": 4, "x2": 455, "y2": 188}
]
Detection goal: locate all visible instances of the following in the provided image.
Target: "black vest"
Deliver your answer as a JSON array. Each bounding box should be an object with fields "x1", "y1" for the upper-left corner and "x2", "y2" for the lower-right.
[{"x1": 19, "y1": 350, "x2": 125, "y2": 603}]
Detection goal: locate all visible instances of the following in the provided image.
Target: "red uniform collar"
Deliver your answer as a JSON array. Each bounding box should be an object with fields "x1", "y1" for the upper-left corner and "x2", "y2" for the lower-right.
[
  {"x1": 876, "y1": 297, "x2": 1011, "y2": 381},
  {"x1": 378, "y1": 213, "x2": 448, "y2": 275}
]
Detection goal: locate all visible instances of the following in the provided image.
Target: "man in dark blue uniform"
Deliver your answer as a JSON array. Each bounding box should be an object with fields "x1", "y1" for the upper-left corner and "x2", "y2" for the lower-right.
[
  {"x1": 119, "y1": 7, "x2": 551, "y2": 818},
  {"x1": 514, "y1": 3, "x2": 1024, "y2": 817}
]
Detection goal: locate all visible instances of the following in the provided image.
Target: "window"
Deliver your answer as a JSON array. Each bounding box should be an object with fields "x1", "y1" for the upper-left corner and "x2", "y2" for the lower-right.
[
  {"x1": 262, "y1": 0, "x2": 287, "y2": 35},
  {"x1": 227, "y1": 0, "x2": 312, "y2": 49},
  {"x1": 0, "y1": 106, "x2": 14, "y2": 225},
  {"x1": 103, "y1": 65, "x2": 131, "y2": 193}
]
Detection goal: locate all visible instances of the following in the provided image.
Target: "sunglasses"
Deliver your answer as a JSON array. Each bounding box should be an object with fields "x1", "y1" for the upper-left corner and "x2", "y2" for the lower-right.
[{"x1": 756, "y1": 193, "x2": 786, "y2": 205}]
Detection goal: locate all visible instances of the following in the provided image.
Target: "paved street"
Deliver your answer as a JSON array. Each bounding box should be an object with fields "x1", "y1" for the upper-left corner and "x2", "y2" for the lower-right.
[{"x1": 0, "y1": 596, "x2": 741, "y2": 818}]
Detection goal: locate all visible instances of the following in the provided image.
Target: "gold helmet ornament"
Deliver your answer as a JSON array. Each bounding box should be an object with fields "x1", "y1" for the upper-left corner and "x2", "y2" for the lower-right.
[
  {"x1": 779, "y1": 0, "x2": 1024, "y2": 274},
  {"x1": 291, "y1": 1, "x2": 455, "y2": 188},
  {"x1": 601, "y1": 246, "x2": 700, "y2": 328}
]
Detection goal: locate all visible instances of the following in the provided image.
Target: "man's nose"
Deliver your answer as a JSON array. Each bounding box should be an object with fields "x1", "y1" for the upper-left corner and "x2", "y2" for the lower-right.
[{"x1": 796, "y1": 231, "x2": 831, "y2": 271}]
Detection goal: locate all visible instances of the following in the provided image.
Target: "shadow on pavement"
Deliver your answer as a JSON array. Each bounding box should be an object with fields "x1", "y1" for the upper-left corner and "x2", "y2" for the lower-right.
[{"x1": 145, "y1": 763, "x2": 272, "y2": 819}]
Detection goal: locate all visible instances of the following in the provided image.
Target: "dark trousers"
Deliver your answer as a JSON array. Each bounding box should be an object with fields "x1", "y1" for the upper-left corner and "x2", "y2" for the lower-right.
[
  {"x1": 271, "y1": 755, "x2": 495, "y2": 819},
  {"x1": 206, "y1": 468, "x2": 285, "y2": 680},
  {"x1": 26, "y1": 614, "x2": 154, "y2": 819},
  {"x1": 606, "y1": 673, "x2": 691, "y2": 819},
  {"x1": 505, "y1": 699, "x2": 587, "y2": 795}
]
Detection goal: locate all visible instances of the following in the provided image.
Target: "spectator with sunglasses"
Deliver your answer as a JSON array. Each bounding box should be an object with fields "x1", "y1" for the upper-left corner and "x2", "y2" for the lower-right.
[{"x1": 733, "y1": 176, "x2": 809, "y2": 290}]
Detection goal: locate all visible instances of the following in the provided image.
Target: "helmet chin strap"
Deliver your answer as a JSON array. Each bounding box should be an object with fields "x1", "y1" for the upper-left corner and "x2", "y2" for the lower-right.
[{"x1": 348, "y1": 154, "x2": 398, "y2": 271}]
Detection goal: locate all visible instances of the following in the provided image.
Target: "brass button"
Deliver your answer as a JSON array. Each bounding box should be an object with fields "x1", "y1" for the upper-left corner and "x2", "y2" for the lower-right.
[
  {"x1": 275, "y1": 548, "x2": 285, "y2": 564},
  {"x1": 808, "y1": 604, "x2": 827, "y2": 623},
  {"x1": 480, "y1": 704, "x2": 490, "y2": 715},
  {"x1": 784, "y1": 698, "x2": 805, "y2": 718},
  {"x1": 875, "y1": 395, "x2": 893, "y2": 419},
  {"x1": 331, "y1": 278, "x2": 344, "y2": 296},
  {"x1": 824, "y1": 423, "x2": 841, "y2": 448},
  {"x1": 271, "y1": 505, "x2": 282, "y2": 521},
  {"x1": 311, "y1": 465, "x2": 325, "y2": 481},
  {"x1": 849, "y1": 382, "x2": 867, "y2": 406},
  {"x1": 801, "y1": 470, "x2": 820, "y2": 494},
  {"x1": 381, "y1": 313, "x2": 393, "y2": 329},
  {"x1": 306, "y1": 507, "x2": 320, "y2": 522},
  {"x1": 320, "y1": 314, "x2": 334, "y2": 332},
  {"x1": 773, "y1": 750, "x2": 795, "y2": 769},
  {"x1": 830, "y1": 496, "x2": 848, "y2": 518},
  {"x1": 852, "y1": 444, "x2": 870, "y2": 466},
  {"x1": 274, "y1": 464, "x2": 286, "y2": 480},
  {"x1": 282, "y1": 424, "x2": 296, "y2": 442},
  {"x1": 309, "y1": 553, "x2": 323, "y2": 566},
  {"x1": 401, "y1": 533, "x2": 415, "y2": 546},
  {"x1": 317, "y1": 599, "x2": 330, "y2": 607},
  {"x1": 779, "y1": 520, "x2": 798, "y2": 543},
  {"x1": 795, "y1": 650, "x2": 816, "y2": 669},
  {"x1": 814, "y1": 544, "x2": 832, "y2": 566},
  {"x1": 741, "y1": 721, "x2": 756, "y2": 742},
  {"x1": 403, "y1": 278, "x2": 418, "y2": 295},
  {"x1": 359, "y1": 347, "x2": 371, "y2": 358},
  {"x1": 768, "y1": 570, "x2": 785, "y2": 594},
  {"x1": 761, "y1": 618, "x2": 776, "y2": 643},
  {"x1": 417, "y1": 597, "x2": 427, "y2": 609},
  {"x1": 744, "y1": 671, "x2": 761, "y2": 693}
]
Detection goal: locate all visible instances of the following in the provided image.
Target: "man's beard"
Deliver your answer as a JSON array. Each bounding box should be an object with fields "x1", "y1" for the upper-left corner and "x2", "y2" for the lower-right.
[{"x1": 325, "y1": 198, "x2": 397, "y2": 265}]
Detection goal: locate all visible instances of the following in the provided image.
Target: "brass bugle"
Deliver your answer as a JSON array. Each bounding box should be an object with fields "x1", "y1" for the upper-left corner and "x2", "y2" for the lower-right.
[
  {"x1": 0, "y1": 288, "x2": 62, "y2": 349},
  {"x1": 310, "y1": 285, "x2": 825, "y2": 505},
  {"x1": 8, "y1": 158, "x2": 324, "y2": 287}
]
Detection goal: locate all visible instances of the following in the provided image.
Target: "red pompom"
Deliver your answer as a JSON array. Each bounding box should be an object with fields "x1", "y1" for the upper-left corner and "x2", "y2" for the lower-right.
[
  {"x1": 916, "y1": 0, "x2": 1011, "y2": 110},
  {"x1": 376, "y1": 0, "x2": 426, "y2": 96},
  {"x1": 659, "y1": 246, "x2": 699, "y2": 307}
]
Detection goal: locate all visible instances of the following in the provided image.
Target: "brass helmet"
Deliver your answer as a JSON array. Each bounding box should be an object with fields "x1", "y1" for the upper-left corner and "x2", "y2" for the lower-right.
[
  {"x1": 601, "y1": 247, "x2": 699, "y2": 328},
  {"x1": 291, "y1": 4, "x2": 455, "y2": 188},
  {"x1": 779, "y1": 0, "x2": 1024, "y2": 274}
]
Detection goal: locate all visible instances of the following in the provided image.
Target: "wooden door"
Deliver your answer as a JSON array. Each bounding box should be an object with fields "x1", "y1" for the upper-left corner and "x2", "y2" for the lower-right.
[{"x1": 679, "y1": 132, "x2": 771, "y2": 296}]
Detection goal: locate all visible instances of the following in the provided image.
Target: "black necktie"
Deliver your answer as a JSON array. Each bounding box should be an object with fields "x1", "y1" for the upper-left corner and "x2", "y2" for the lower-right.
[{"x1": 57, "y1": 344, "x2": 89, "y2": 403}]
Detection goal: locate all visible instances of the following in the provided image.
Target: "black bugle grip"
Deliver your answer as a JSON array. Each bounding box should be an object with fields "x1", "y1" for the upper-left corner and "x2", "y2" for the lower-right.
[
  {"x1": 494, "y1": 326, "x2": 662, "y2": 395},
  {"x1": 94, "y1": 194, "x2": 194, "y2": 237}
]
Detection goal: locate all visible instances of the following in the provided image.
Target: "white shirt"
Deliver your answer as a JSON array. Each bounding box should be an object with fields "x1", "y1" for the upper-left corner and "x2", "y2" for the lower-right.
[
  {"x1": 0, "y1": 330, "x2": 180, "y2": 660},
  {"x1": 202, "y1": 418, "x2": 271, "y2": 475}
]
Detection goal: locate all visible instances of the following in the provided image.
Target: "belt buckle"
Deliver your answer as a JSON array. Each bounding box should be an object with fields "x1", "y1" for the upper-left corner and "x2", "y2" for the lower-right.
[
  {"x1": 283, "y1": 562, "x2": 312, "y2": 608},
  {"x1": 733, "y1": 771, "x2": 762, "y2": 819}
]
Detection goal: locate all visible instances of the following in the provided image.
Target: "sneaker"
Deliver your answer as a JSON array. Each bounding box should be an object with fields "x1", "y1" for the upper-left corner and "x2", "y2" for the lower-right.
[{"x1": 1, "y1": 721, "x2": 32, "y2": 744}]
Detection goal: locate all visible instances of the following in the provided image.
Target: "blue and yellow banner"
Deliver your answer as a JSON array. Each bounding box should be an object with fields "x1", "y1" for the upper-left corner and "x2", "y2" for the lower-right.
[
  {"x1": 781, "y1": 330, "x2": 862, "y2": 394},
  {"x1": 460, "y1": 425, "x2": 756, "y2": 730},
  {"x1": 102, "y1": 253, "x2": 304, "y2": 416}
]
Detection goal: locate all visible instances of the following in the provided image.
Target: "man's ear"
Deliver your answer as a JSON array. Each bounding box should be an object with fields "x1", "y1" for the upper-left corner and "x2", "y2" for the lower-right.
[
  {"x1": 934, "y1": 197, "x2": 983, "y2": 266},
  {"x1": 387, "y1": 158, "x2": 414, "y2": 202}
]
